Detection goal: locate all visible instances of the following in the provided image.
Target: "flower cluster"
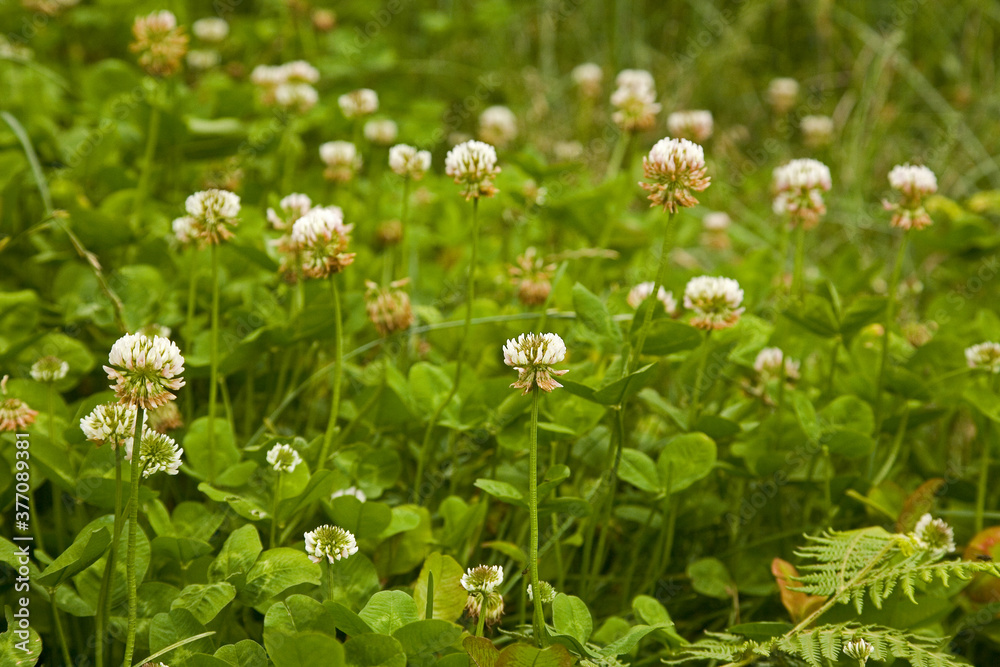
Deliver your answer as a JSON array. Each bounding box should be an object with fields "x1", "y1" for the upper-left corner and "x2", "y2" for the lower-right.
[
  {"x1": 338, "y1": 88, "x2": 378, "y2": 119},
  {"x1": 753, "y1": 347, "x2": 800, "y2": 381},
  {"x1": 502, "y1": 333, "x2": 569, "y2": 394},
  {"x1": 364, "y1": 279, "x2": 414, "y2": 336},
  {"x1": 640, "y1": 138, "x2": 711, "y2": 213},
  {"x1": 331, "y1": 486, "x2": 367, "y2": 502},
  {"x1": 611, "y1": 69, "x2": 660, "y2": 132},
  {"x1": 363, "y1": 118, "x2": 398, "y2": 145},
  {"x1": 0, "y1": 396, "x2": 37, "y2": 432},
  {"x1": 445, "y1": 140, "x2": 501, "y2": 200},
  {"x1": 250, "y1": 61, "x2": 320, "y2": 113},
  {"x1": 462, "y1": 565, "x2": 505, "y2": 625},
  {"x1": 800, "y1": 115, "x2": 834, "y2": 148},
  {"x1": 129, "y1": 430, "x2": 184, "y2": 477},
  {"x1": 266, "y1": 443, "x2": 302, "y2": 473},
  {"x1": 30, "y1": 355, "x2": 69, "y2": 382},
  {"x1": 684, "y1": 276, "x2": 744, "y2": 330},
  {"x1": 267, "y1": 193, "x2": 314, "y2": 231},
  {"x1": 478, "y1": 105, "x2": 518, "y2": 148},
  {"x1": 174, "y1": 189, "x2": 241, "y2": 245},
  {"x1": 388, "y1": 144, "x2": 431, "y2": 180},
  {"x1": 508, "y1": 248, "x2": 555, "y2": 307},
  {"x1": 909, "y1": 513, "x2": 956, "y2": 559},
  {"x1": 966, "y1": 342, "x2": 1000, "y2": 373},
  {"x1": 191, "y1": 17, "x2": 228, "y2": 43},
  {"x1": 130, "y1": 10, "x2": 188, "y2": 77},
  {"x1": 571, "y1": 62, "x2": 603, "y2": 98},
  {"x1": 148, "y1": 402, "x2": 183, "y2": 433},
  {"x1": 291, "y1": 207, "x2": 356, "y2": 279},
  {"x1": 772, "y1": 158, "x2": 832, "y2": 228},
  {"x1": 104, "y1": 333, "x2": 186, "y2": 410},
  {"x1": 527, "y1": 581, "x2": 556, "y2": 604},
  {"x1": 667, "y1": 109, "x2": 713, "y2": 142},
  {"x1": 80, "y1": 403, "x2": 143, "y2": 449},
  {"x1": 843, "y1": 638, "x2": 874, "y2": 666},
  {"x1": 320, "y1": 141, "x2": 362, "y2": 182},
  {"x1": 767, "y1": 77, "x2": 799, "y2": 114},
  {"x1": 627, "y1": 281, "x2": 678, "y2": 316},
  {"x1": 304, "y1": 525, "x2": 358, "y2": 563},
  {"x1": 884, "y1": 163, "x2": 937, "y2": 231}
]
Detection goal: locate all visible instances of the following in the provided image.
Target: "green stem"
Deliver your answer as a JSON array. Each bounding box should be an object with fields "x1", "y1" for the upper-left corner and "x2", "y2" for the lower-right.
[
  {"x1": 270, "y1": 473, "x2": 282, "y2": 548},
  {"x1": 628, "y1": 211, "x2": 677, "y2": 374},
  {"x1": 280, "y1": 123, "x2": 297, "y2": 195},
  {"x1": 872, "y1": 406, "x2": 910, "y2": 487},
  {"x1": 792, "y1": 224, "x2": 806, "y2": 299},
  {"x1": 208, "y1": 243, "x2": 220, "y2": 482},
  {"x1": 50, "y1": 590, "x2": 73, "y2": 666},
  {"x1": 604, "y1": 130, "x2": 631, "y2": 181},
  {"x1": 475, "y1": 596, "x2": 487, "y2": 637},
  {"x1": 317, "y1": 277, "x2": 344, "y2": 471},
  {"x1": 184, "y1": 254, "x2": 198, "y2": 425},
  {"x1": 133, "y1": 84, "x2": 162, "y2": 222},
  {"x1": 976, "y1": 375, "x2": 999, "y2": 532},
  {"x1": 689, "y1": 331, "x2": 711, "y2": 428},
  {"x1": 94, "y1": 449, "x2": 123, "y2": 667},
  {"x1": 825, "y1": 337, "x2": 840, "y2": 396},
  {"x1": 122, "y1": 406, "x2": 146, "y2": 667},
  {"x1": 414, "y1": 198, "x2": 479, "y2": 503},
  {"x1": 398, "y1": 177, "x2": 412, "y2": 283},
  {"x1": 528, "y1": 387, "x2": 545, "y2": 646}
]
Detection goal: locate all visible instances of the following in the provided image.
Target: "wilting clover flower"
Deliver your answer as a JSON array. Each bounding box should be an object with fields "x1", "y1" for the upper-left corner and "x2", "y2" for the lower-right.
[
  {"x1": 667, "y1": 110, "x2": 713, "y2": 142},
  {"x1": 183, "y1": 189, "x2": 241, "y2": 245},
  {"x1": 966, "y1": 342, "x2": 1000, "y2": 373},
  {"x1": 884, "y1": 164, "x2": 937, "y2": 231},
  {"x1": 192, "y1": 16, "x2": 228, "y2": 42},
  {"x1": 911, "y1": 513, "x2": 956, "y2": 559},
  {"x1": 527, "y1": 581, "x2": 556, "y2": 604},
  {"x1": 843, "y1": 638, "x2": 874, "y2": 666},
  {"x1": 767, "y1": 77, "x2": 799, "y2": 114},
  {"x1": 130, "y1": 10, "x2": 188, "y2": 77},
  {"x1": 0, "y1": 394, "x2": 38, "y2": 433},
  {"x1": 266, "y1": 443, "x2": 302, "y2": 473},
  {"x1": 445, "y1": 140, "x2": 501, "y2": 200},
  {"x1": 753, "y1": 347, "x2": 800, "y2": 381},
  {"x1": 479, "y1": 106, "x2": 518, "y2": 148},
  {"x1": 291, "y1": 207, "x2": 355, "y2": 279},
  {"x1": 462, "y1": 564, "x2": 504, "y2": 593},
  {"x1": 304, "y1": 524, "x2": 358, "y2": 563},
  {"x1": 640, "y1": 138, "x2": 711, "y2": 213},
  {"x1": 267, "y1": 193, "x2": 313, "y2": 231},
  {"x1": 466, "y1": 590, "x2": 504, "y2": 625},
  {"x1": 571, "y1": 62, "x2": 603, "y2": 98},
  {"x1": 129, "y1": 430, "x2": 183, "y2": 477},
  {"x1": 363, "y1": 119, "x2": 398, "y2": 146},
  {"x1": 30, "y1": 356, "x2": 69, "y2": 383},
  {"x1": 320, "y1": 141, "x2": 363, "y2": 182},
  {"x1": 104, "y1": 333, "x2": 186, "y2": 410},
  {"x1": 801, "y1": 115, "x2": 834, "y2": 148},
  {"x1": 338, "y1": 88, "x2": 378, "y2": 119},
  {"x1": 502, "y1": 333, "x2": 569, "y2": 395},
  {"x1": 509, "y1": 248, "x2": 555, "y2": 307},
  {"x1": 627, "y1": 281, "x2": 678, "y2": 316},
  {"x1": 684, "y1": 276, "x2": 744, "y2": 330},
  {"x1": 148, "y1": 401, "x2": 183, "y2": 433},
  {"x1": 365, "y1": 279, "x2": 414, "y2": 337},
  {"x1": 81, "y1": 403, "x2": 143, "y2": 449},
  {"x1": 611, "y1": 69, "x2": 661, "y2": 132},
  {"x1": 388, "y1": 144, "x2": 431, "y2": 180},
  {"x1": 772, "y1": 158, "x2": 832, "y2": 229},
  {"x1": 331, "y1": 486, "x2": 367, "y2": 503}
]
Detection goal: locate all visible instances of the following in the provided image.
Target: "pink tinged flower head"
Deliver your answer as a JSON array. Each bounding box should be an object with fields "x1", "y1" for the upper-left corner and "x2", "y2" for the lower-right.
[
  {"x1": 627, "y1": 282, "x2": 678, "y2": 316},
  {"x1": 304, "y1": 524, "x2": 358, "y2": 563},
  {"x1": 80, "y1": 403, "x2": 144, "y2": 449},
  {"x1": 0, "y1": 398, "x2": 37, "y2": 432},
  {"x1": 753, "y1": 347, "x2": 800, "y2": 381},
  {"x1": 365, "y1": 279, "x2": 414, "y2": 337},
  {"x1": 571, "y1": 62, "x2": 603, "y2": 98},
  {"x1": 103, "y1": 333, "x2": 186, "y2": 410},
  {"x1": 772, "y1": 158, "x2": 832, "y2": 228},
  {"x1": 338, "y1": 88, "x2": 378, "y2": 119},
  {"x1": 502, "y1": 332, "x2": 569, "y2": 395},
  {"x1": 684, "y1": 276, "x2": 744, "y2": 330},
  {"x1": 130, "y1": 10, "x2": 188, "y2": 77},
  {"x1": 508, "y1": 247, "x2": 555, "y2": 307},
  {"x1": 388, "y1": 144, "x2": 431, "y2": 180},
  {"x1": 640, "y1": 137, "x2": 711, "y2": 213},
  {"x1": 966, "y1": 342, "x2": 1000, "y2": 373},
  {"x1": 266, "y1": 193, "x2": 313, "y2": 230},
  {"x1": 183, "y1": 189, "x2": 241, "y2": 244},
  {"x1": 884, "y1": 164, "x2": 937, "y2": 231},
  {"x1": 445, "y1": 140, "x2": 501, "y2": 200},
  {"x1": 291, "y1": 207, "x2": 355, "y2": 279},
  {"x1": 319, "y1": 141, "x2": 362, "y2": 182},
  {"x1": 667, "y1": 110, "x2": 713, "y2": 142},
  {"x1": 610, "y1": 70, "x2": 661, "y2": 132}
]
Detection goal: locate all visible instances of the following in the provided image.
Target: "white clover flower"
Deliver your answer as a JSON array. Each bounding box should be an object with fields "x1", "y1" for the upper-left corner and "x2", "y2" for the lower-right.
[
  {"x1": 331, "y1": 486, "x2": 368, "y2": 503},
  {"x1": 172, "y1": 216, "x2": 196, "y2": 245},
  {"x1": 104, "y1": 333, "x2": 185, "y2": 410},
  {"x1": 338, "y1": 88, "x2": 378, "y2": 119},
  {"x1": 502, "y1": 332, "x2": 568, "y2": 395},
  {"x1": 192, "y1": 17, "x2": 229, "y2": 43},
  {"x1": 388, "y1": 144, "x2": 431, "y2": 180},
  {"x1": 319, "y1": 141, "x2": 362, "y2": 182},
  {"x1": 266, "y1": 193, "x2": 313, "y2": 231},
  {"x1": 30, "y1": 356, "x2": 69, "y2": 382},
  {"x1": 266, "y1": 443, "x2": 302, "y2": 473},
  {"x1": 291, "y1": 207, "x2": 355, "y2": 279},
  {"x1": 703, "y1": 211, "x2": 731, "y2": 231},
  {"x1": 281, "y1": 60, "x2": 319, "y2": 84},
  {"x1": 461, "y1": 564, "x2": 504, "y2": 593},
  {"x1": 772, "y1": 158, "x2": 832, "y2": 228},
  {"x1": 553, "y1": 140, "x2": 584, "y2": 162},
  {"x1": 627, "y1": 282, "x2": 678, "y2": 316},
  {"x1": 478, "y1": 105, "x2": 518, "y2": 148},
  {"x1": 767, "y1": 77, "x2": 799, "y2": 114},
  {"x1": 185, "y1": 49, "x2": 220, "y2": 70},
  {"x1": 843, "y1": 638, "x2": 874, "y2": 665},
  {"x1": 610, "y1": 70, "x2": 661, "y2": 132},
  {"x1": 667, "y1": 110, "x2": 713, "y2": 142},
  {"x1": 684, "y1": 276, "x2": 744, "y2": 330},
  {"x1": 966, "y1": 342, "x2": 1000, "y2": 373},
  {"x1": 81, "y1": 403, "x2": 143, "y2": 449},
  {"x1": 274, "y1": 82, "x2": 318, "y2": 114},
  {"x1": 753, "y1": 347, "x2": 800, "y2": 381},
  {"x1": 251, "y1": 64, "x2": 286, "y2": 88},
  {"x1": 800, "y1": 115, "x2": 834, "y2": 148},
  {"x1": 363, "y1": 119, "x2": 398, "y2": 145},
  {"x1": 128, "y1": 430, "x2": 183, "y2": 477},
  {"x1": 571, "y1": 62, "x2": 603, "y2": 97},
  {"x1": 304, "y1": 524, "x2": 358, "y2": 563},
  {"x1": 615, "y1": 69, "x2": 655, "y2": 92},
  {"x1": 445, "y1": 140, "x2": 501, "y2": 200},
  {"x1": 184, "y1": 189, "x2": 241, "y2": 244},
  {"x1": 527, "y1": 581, "x2": 555, "y2": 603},
  {"x1": 640, "y1": 137, "x2": 711, "y2": 213},
  {"x1": 911, "y1": 513, "x2": 956, "y2": 559},
  {"x1": 884, "y1": 164, "x2": 937, "y2": 231}
]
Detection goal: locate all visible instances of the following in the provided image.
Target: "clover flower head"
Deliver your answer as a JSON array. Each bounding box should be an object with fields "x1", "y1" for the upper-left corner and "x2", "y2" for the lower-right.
[
  {"x1": 571, "y1": 62, "x2": 603, "y2": 97},
  {"x1": 250, "y1": 64, "x2": 285, "y2": 88},
  {"x1": 266, "y1": 443, "x2": 302, "y2": 473},
  {"x1": 509, "y1": 247, "x2": 555, "y2": 307},
  {"x1": 703, "y1": 212, "x2": 731, "y2": 231},
  {"x1": 130, "y1": 10, "x2": 187, "y2": 77},
  {"x1": 338, "y1": 88, "x2": 378, "y2": 119},
  {"x1": 274, "y1": 82, "x2": 318, "y2": 113},
  {"x1": 148, "y1": 401, "x2": 183, "y2": 433},
  {"x1": 772, "y1": 158, "x2": 832, "y2": 228},
  {"x1": 267, "y1": 193, "x2": 313, "y2": 231},
  {"x1": 611, "y1": 69, "x2": 660, "y2": 132},
  {"x1": 966, "y1": 341, "x2": 1000, "y2": 373},
  {"x1": 627, "y1": 281, "x2": 678, "y2": 316},
  {"x1": 319, "y1": 141, "x2": 363, "y2": 182},
  {"x1": 0, "y1": 396, "x2": 38, "y2": 432},
  {"x1": 553, "y1": 140, "x2": 584, "y2": 162},
  {"x1": 615, "y1": 69, "x2": 655, "y2": 92},
  {"x1": 667, "y1": 109, "x2": 713, "y2": 142},
  {"x1": 80, "y1": 403, "x2": 143, "y2": 449},
  {"x1": 684, "y1": 276, "x2": 744, "y2": 330},
  {"x1": 104, "y1": 333, "x2": 185, "y2": 410},
  {"x1": 884, "y1": 164, "x2": 937, "y2": 231},
  {"x1": 388, "y1": 144, "x2": 431, "y2": 180},
  {"x1": 186, "y1": 49, "x2": 219, "y2": 70},
  {"x1": 250, "y1": 61, "x2": 318, "y2": 112},
  {"x1": 129, "y1": 430, "x2": 183, "y2": 477},
  {"x1": 461, "y1": 564, "x2": 504, "y2": 593},
  {"x1": 767, "y1": 77, "x2": 799, "y2": 114},
  {"x1": 365, "y1": 279, "x2": 414, "y2": 337},
  {"x1": 465, "y1": 590, "x2": 504, "y2": 625},
  {"x1": 192, "y1": 17, "x2": 228, "y2": 42},
  {"x1": 291, "y1": 207, "x2": 355, "y2": 279},
  {"x1": 30, "y1": 355, "x2": 69, "y2": 383},
  {"x1": 364, "y1": 119, "x2": 398, "y2": 145},
  {"x1": 479, "y1": 105, "x2": 518, "y2": 148},
  {"x1": 183, "y1": 189, "x2": 241, "y2": 245},
  {"x1": 801, "y1": 115, "x2": 834, "y2": 148},
  {"x1": 527, "y1": 581, "x2": 556, "y2": 604},
  {"x1": 753, "y1": 347, "x2": 800, "y2": 381},
  {"x1": 282, "y1": 60, "x2": 319, "y2": 84},
  {"x1": 502, "y1": 332, "x2": 568, "y2": 394},
  {"x1": 331, "y1": 486, "x2": 367, "y2": 503},
  {"x1": 445, "y1": 140, "x2": 501, "y2": 200},
  {"x1": 304, "y1": 524, "x2": 358, "y2": 563},
  {"x1": 843, "y1": 638, "x2": 874, "y2": 665},
  {"x1": 640, "y1": 137, "x2": 710, "y2": 212},
  {"x1": 911, "y1": 513, "x2": 956, "y2": 559},
  {"x1": 172, "y1": 216, "x2": 196, "y2": 245}
]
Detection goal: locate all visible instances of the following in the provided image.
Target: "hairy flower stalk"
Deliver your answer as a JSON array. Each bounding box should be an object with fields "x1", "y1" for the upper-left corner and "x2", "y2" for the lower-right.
[
  {"x1": 389, "y1": 144, "x2": 430, "y2": 283},
  {"x1": 267, "y1": 443, "x2": 301, "y2": 546}
]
